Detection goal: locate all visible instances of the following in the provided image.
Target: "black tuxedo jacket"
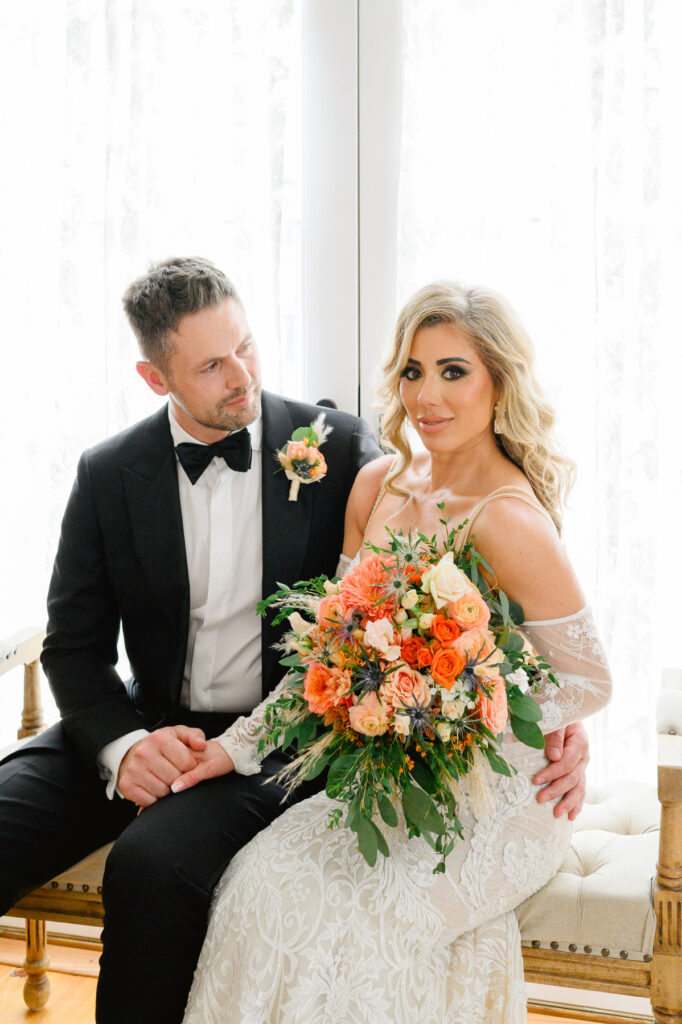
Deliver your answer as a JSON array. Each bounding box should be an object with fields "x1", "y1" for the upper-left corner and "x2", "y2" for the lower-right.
[{"x1": 41, "y1": 392, "x2": 380, "y2": 764}]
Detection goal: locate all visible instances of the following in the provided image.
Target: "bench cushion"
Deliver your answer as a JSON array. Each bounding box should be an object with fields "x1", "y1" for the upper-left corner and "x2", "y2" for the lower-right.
[{"x1": 516, "y1": 781, "x2": 658, "y2": 960}]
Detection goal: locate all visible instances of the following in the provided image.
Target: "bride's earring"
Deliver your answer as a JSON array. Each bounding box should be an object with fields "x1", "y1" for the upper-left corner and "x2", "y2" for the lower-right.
[{"x1": 493, "y1": 402, "x2": 504, "y2": 434}]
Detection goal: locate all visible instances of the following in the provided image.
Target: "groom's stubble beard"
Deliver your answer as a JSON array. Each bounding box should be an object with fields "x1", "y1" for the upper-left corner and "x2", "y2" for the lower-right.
[{"x1": 180, "y1": 379, "x2": 262, "y2": 435}]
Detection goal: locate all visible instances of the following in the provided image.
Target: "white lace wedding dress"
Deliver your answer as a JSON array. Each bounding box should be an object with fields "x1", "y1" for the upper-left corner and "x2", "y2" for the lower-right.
[{"x1": 183, "y1": 551, "x2": 612, "y2": 1023}]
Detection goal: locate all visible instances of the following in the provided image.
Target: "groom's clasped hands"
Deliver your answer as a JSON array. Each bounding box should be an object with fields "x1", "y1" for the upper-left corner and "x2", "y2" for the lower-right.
[{"x1": 118, "y1": 725, "x2": 233, "y2": 808}]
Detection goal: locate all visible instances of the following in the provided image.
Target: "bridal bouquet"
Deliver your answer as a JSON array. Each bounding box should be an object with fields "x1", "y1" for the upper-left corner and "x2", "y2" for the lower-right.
[{"x1": 257, "y1": 513, "x2": 557, "y2": 871}]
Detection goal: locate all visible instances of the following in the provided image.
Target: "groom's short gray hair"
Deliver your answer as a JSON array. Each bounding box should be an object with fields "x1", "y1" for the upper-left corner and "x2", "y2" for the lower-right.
[{"x1": 123, "y1": 256, "x2": 242, "y2": 368}]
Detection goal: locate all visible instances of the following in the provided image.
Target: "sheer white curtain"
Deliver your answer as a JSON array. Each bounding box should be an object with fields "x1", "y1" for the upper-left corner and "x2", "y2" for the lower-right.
[
  {"x1": 394, "y1": 0, "x2": 682, "y2": 782},
  {"x1": 0, "y1": 0, "x2": 303, "y2": 744}
]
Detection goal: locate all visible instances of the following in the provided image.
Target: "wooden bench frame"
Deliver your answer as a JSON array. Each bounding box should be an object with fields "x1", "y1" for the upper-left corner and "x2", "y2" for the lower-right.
[{"x1": 2, "y1": 627, "x2": 681, "y2": 1019}]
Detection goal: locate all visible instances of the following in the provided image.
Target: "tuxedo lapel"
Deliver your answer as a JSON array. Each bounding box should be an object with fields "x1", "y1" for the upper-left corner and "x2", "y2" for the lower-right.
[
  {"x1": 122, "y1": 407, "x2": 189, "y2": 633},
  {"x1": 261, "y1": 392, "x2": 313, "y2": 599},
  {"x1": 260, "y1": 393, "x2": 314, "y2": 695}
]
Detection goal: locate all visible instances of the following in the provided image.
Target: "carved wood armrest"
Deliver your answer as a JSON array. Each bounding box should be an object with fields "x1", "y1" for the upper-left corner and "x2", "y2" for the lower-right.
[{"x1": 0, "y1": 626, "x2": 47, "y2": 739}]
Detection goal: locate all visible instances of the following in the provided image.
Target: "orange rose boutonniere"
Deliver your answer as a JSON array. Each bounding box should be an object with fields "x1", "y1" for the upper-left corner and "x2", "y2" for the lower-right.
[{"x1": 276, "y1": 414, "x2": 332, "y2": 501}]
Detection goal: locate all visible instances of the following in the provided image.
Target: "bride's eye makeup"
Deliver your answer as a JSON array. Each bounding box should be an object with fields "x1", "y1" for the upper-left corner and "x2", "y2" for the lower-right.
[{"x1": 400, "y1": 366, "x2": 421, "y2": 381}]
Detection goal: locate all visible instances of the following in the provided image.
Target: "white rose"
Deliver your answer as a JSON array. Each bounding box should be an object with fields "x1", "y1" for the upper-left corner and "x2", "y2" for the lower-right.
[
  {"x1": 364, "y1": 617, "x2": 401, "y2": 661},
  {"x1": 401, "y1": 589, "x2": 420, "y2": 610},
  {"x1": 442, "y1": 698, "x2": 466, "y2": 720},
  {"x1": 507, "y1": 667, "x2": 530, "y2": 692},
  {"x1": 393, "y1": 711, "x2": 411, "y2": 737},
  {"x1": 418, "y1": 613, "x2": 435, "y2": 631},
  {"x1": 323, "y1": 579, "x2": 340, "y2": 595},
  {"x1": 436, "y1": 722, "x2": 452, "y2": 742},
  {"x1": 420, "y1": 552, "x2": 472, "y2": 609},
  {"x1": 394, "y1": 607, "x2": 408, "y2": 624}
]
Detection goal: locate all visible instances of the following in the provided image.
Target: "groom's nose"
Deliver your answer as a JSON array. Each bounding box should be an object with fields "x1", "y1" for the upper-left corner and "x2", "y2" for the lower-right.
[{"x1": 223, "y1": 353, "x2": 252, "y2": 390}]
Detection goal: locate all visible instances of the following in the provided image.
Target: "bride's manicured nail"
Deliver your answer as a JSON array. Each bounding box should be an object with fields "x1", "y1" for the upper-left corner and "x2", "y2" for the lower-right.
[{"x1": 171, "y1": 781, "x2": 185, "y2": 793}]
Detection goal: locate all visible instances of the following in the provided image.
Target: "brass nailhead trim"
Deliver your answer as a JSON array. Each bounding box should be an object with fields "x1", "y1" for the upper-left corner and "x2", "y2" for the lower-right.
[
  {"x1": 50, "y1": 881, "x2": 59, "y2": 889},
  {"x1": 66, "y1": 883, "x2": 74, "y2": 891},
  {"x1": 568, "y1": 944, "x2": 577, "y2": 952},
  {"x1": 583, "y1": 945, "x2": 592, "y2": 953},
  {"x1": 550, "y1": 941, "x2": 559, "y2": 950},
  {"x1": 97, "y1": 885, "x2": 103, "y2": 894},
  {"x1": 601, "y1": 948, "x2": 610, "y2": 957},
  {"x1": 531, "y1": 940, "x2": 540, "y2": 948},
  {"x1": 620, "y1": 950, "x2": 628, "y2": 959},
  {"x1": 82, "y1": 884, "x2": 89, "y2": 892},
  {"x1": 643, "y1": 954, "x2": 652, "y2": 962}
]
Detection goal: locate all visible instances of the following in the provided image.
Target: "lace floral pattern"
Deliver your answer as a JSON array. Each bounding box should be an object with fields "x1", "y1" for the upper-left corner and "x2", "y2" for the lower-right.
[{"x1": 184, "y1": 583, "x2": 611, "y2": 1023}]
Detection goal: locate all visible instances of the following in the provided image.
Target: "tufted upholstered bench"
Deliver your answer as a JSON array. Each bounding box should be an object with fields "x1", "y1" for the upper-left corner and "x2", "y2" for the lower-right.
[{"x1": 2, "y1": 627, "x2": 682, "y2": 1019}]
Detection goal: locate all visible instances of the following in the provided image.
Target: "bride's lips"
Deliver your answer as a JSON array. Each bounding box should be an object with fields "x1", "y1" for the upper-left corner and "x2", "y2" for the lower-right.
[{"x1": 417, "y1": 416, "x2": 452, "y2": 434}]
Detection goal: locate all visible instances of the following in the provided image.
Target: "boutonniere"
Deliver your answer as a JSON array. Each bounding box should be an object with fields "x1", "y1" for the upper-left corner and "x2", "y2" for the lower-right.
[{"x1": 276, "y1": 413, "x2": 332, "y2": 501}]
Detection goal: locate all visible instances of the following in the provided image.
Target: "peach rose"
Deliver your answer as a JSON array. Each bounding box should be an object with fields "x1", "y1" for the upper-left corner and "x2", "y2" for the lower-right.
[
  {"x1": 430, "y1": 647, "x2": 466, "y2": 690},
  {"x1": 317, "y1": 593, "x2": 348, "y2": 628},
  {"x1": 430, "y1": 615, "x2": 462, "y2": 646},
  {"x1": 453, "y1": 628, "x2": 504, "y2": 680},
  {"x1": 348, "y1": 691, "x2": 391, "y2": 736},
  {"x1": 448, "y1": 592, "x2": 490, "y2": 631},
  {"x1": 364, "y1": 617, "x2": 401, "y2": 661},
  {"x1": 380, "y1": 664, "x2": 431, "y2": 709},
  {"x1": 285, "y1": 440, "x2": 309, "y2": 461},
  {"x1": 476, "y1": 676, "x2": 508, "y2": 734}
]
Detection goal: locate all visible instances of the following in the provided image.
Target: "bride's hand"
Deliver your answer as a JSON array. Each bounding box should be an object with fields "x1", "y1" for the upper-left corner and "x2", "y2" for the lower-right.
[{"x1": 170, "y1": 740, "x2": 235, "y2": 793}]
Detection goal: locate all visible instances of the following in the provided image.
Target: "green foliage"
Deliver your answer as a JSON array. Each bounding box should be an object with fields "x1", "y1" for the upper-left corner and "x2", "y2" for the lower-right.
[{"x1": 510, "y1": 716, "x2": 545, "y2": 748}]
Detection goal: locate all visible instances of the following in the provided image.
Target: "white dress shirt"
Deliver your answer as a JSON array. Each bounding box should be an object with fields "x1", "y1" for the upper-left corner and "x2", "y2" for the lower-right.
[{"x1": 97, "y1": 406, "x2": 264, "y2": 797}]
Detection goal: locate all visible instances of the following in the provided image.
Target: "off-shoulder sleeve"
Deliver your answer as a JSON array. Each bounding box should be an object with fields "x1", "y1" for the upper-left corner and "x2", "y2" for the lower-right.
[{"x1": 520, "y1": 607, "x2": 613, "y2": 734}]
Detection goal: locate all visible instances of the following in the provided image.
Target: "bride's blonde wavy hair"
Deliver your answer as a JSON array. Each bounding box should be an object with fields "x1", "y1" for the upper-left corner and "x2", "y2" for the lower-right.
[{"x1": 377, "y1": 281, "x2": 575, "y2": 534}]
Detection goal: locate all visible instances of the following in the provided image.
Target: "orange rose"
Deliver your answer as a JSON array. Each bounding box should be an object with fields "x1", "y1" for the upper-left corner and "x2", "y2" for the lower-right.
[
  {"x1": 449, "y1": 592, "x2": 490, "y2": 631},
  {"x1": 303, "y1": 663, "x2": 337, "y2": 715},
  {"x1": 476, "y1": 676, "x2": 508, "y2": 734},
  {"x1": 453, "y1": 628, "x2": 504, "y2": 680},
  {"x1": 400, "y1": 635, "x2": 431, "y2": 668},
  {"x1": 430, "y1": 615, "x2": 462, "y2": 645},
  {"x1": 430, "y1": 647, "x2": 466, "y2": 690},
  {"x1": 416, "y1": 646, "x2": 433, "y2": 668}
]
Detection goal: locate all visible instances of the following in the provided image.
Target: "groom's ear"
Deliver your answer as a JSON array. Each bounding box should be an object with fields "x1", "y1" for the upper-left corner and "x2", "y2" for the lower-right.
[{"x1": 136, "y1": 360, "x2": 170, "y2": 396}]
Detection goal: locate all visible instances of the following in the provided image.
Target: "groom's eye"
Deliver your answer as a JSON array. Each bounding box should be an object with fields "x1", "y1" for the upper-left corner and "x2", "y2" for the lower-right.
[{"x1": 202, "y1": 361, "x2": 219, "y2": 373}]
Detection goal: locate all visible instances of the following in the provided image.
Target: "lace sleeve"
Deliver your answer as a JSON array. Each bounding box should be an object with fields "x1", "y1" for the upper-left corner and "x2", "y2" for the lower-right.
[
  {"x1": 215, "y1": 675, "x2": 291, "y2": 775},
  {"x1": 520, "y1": 607, "x2": 613, "y2": 734}
]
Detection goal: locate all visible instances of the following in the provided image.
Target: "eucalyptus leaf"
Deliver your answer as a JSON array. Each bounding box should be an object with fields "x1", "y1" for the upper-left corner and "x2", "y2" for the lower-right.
[
  {"x1": 499, "y1": 589, "x2": 510, "y2": 623},
  {"x1": 507, "y1": 693, "x2": 542, "y2": 722},
  {"x1": 483, "y1": 746, "x2": 513, "y2": 776},
  {"x1": 370, "y1": 819, "x2": 390, "y2": 858},
  {"x1": 409, "y1": 758, "x2": 438, "y2": 794},
  {"x1": 508, "y1": 600, "x2": 525, "y2": 625},
  {"x1": 356, "y1": 815, "x2": 378, "y2": 866},
  {"x1": 503, "y1": 632, "x2": 524, "y2": 654},
  {"x1": 377, "y1": 793, "x2": 398, "y2": 828},
  {"x1": 510, "y1": 716, "x2": 545, "y2": 749}
]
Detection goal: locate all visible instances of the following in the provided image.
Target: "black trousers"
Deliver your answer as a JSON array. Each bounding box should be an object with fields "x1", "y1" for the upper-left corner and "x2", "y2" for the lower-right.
[{"x1": 0, "y1": 719, "x2": 323, "y2": 1024}]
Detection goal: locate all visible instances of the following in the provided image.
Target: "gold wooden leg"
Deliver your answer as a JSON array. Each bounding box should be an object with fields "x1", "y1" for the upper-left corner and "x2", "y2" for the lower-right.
[
  {"x1": 23, "y1": 918, "x2": 51, "y2": 1011},
  {"x1": 651, "y1": 783, "x2": 682, "y2": 1024},
  {"x1": 18, "y1": 658, "x2": 45, "y2": 739}
]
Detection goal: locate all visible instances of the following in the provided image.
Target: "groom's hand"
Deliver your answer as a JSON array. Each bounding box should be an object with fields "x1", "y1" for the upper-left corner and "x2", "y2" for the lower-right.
[
  {"x1": 533, "y1": 721, "x2": 589, "y2": 820},
  {"x1": 170, "y1": 740, "x2": 235, "y2": 793},
  {"x1": 118, "y1": 726, "x2": 207, "y2": 808}
]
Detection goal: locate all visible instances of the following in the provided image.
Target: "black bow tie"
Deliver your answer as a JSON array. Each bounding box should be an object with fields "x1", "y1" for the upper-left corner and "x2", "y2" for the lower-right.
[{"x1": 175, "y1": 430, "x2": 252, "y2": 484}]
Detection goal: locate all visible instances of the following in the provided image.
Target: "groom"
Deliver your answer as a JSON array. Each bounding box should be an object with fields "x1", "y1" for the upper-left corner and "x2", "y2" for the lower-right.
[{"x1": 0, "y1": 257, "x2": 588, "y2": 1023}]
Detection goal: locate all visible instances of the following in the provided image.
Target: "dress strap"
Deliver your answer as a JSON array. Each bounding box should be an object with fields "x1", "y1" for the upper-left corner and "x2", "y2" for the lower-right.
[
  {"x1": 363, "y1": 455, "x2": 400, "y2": 540},
  {"x1": 455, "y1": 486, "x2": 554, "y2": 553}
]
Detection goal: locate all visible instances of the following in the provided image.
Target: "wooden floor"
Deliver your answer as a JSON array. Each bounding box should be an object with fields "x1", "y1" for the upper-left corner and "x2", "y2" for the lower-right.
[{"x1": 0, "y1": 935, "x2": 646, "y2": 1024}]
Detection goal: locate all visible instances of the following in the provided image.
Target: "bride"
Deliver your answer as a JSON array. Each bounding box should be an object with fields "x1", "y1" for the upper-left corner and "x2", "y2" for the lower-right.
[{"x1": 178, "y1": 280, "x2": 612, "y2": 1023}]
